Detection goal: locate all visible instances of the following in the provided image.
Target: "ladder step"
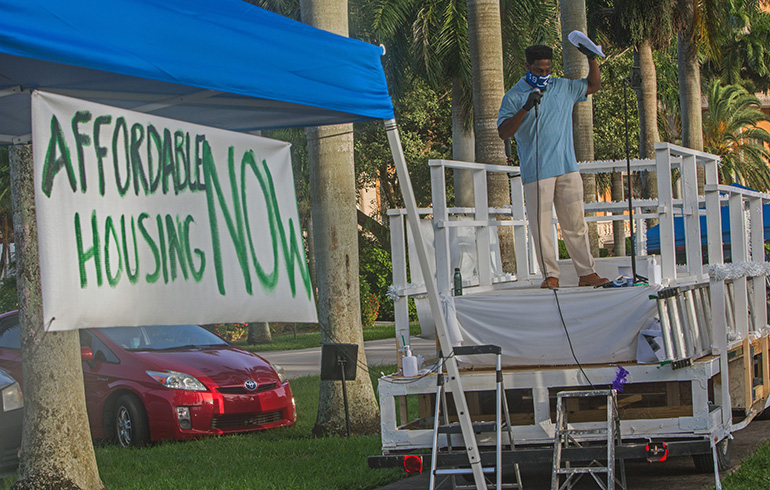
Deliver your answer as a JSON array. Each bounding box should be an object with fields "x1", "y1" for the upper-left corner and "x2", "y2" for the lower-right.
[
  {"x1": 452, "y1": 344, "x2": 501, "y2": 356},
  {"x1": 559, "y1": 428, "x2": 611, "y2": 436},
  {"x1": 435, "y1": 467, "x2": 496, "y2": 475},
  {"x1": 438, "y1": 421, "x2": 497, "y2": 434},
  {"x1": 556, "y1": 467, "x2": 610, "y2": 475}
]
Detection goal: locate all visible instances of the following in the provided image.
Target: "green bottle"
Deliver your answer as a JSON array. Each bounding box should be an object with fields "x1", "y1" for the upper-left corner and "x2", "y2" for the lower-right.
[{"x1": 453, "y1": 268, "x2": 462, "y2": 296}]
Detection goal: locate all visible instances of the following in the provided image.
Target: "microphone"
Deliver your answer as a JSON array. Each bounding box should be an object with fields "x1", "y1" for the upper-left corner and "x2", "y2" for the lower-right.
[{"x1": 534, "y1": 88, "x2": 542, "y2": 116}]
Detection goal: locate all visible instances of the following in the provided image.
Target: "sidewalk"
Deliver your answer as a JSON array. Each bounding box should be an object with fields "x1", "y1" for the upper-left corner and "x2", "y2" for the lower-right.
[{"x1": 258, "y1": 336, "x2": 437, "y2": 379}]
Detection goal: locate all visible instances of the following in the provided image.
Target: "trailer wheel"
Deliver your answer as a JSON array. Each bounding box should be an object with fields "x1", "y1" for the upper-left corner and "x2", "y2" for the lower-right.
[{"x1": 692, "y1": 437, "x2": 731, "y2": 473}]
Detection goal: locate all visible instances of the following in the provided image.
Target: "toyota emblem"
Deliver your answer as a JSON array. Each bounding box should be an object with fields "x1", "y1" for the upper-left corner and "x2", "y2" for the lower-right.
[{"x1": 244, "y1": 379, "x2": 258, "y2": 391}]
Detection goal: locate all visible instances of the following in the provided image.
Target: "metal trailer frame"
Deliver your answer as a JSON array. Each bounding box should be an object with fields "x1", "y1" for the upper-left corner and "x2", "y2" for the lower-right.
[{"x1": 374, "y1": 141, "x2": 770, "y2": 486}]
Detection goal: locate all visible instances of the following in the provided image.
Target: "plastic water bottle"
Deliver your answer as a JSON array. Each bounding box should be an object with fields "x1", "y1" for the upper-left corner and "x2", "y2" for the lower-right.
[
  {"x1": 453, "y1": 268, "x2": 462, "y2": 296},
  {"x1": 647, "y1": 258, "x2": 662, "y2": 286},
  {"x1": 402, "y1": 346, "x2": 418, "y2": 377}
]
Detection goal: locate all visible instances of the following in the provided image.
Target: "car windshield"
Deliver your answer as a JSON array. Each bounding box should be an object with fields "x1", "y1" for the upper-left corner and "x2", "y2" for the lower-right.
[{"x1": 98, "y1": 325, "x2": 229, "y2": 351}]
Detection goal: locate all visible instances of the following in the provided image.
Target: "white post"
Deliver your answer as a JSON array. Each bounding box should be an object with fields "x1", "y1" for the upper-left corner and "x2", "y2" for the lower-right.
[
  {"x1": 729, "y1": 192, "x2": 749, "y2": 339},
  {"x1": 704, "y1": 153, "x2": 731, "y2": 427},
  {"x1": 655, "y1": 144, "x2": 676, "y2": 280},
  {"x1": 430, "y1": 164, "x2": 452, "y2": 295},
  {"x1": 510, "y1": 174, "x2": 530, "y2": 279},
  {"x1": 473, "y1": 167, "x2": 492, "y2": 287},
  {"x1": 680, "y1": 153, "x2": 702, "y2": 277},
  {"x1": 389, "y1": 213, "x2": 411, "y2": 351},
  {"x1": 749, "y1": 197, "x2": 767, "y2": 332}
]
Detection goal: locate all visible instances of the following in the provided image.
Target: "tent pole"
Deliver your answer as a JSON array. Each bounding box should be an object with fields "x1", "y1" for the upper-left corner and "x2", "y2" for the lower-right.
[{"x1": 384, "y1": 119, "x2": 488, "y2": 490}]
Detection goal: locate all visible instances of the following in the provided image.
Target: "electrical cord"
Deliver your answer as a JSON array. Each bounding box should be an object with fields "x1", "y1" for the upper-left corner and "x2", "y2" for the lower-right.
[
  {"x1": 551, "y1": 289, "x2": 595, "y2": 388},
  {"x1": 531, "y1": 88, "x2": 594, "y2": 388}
]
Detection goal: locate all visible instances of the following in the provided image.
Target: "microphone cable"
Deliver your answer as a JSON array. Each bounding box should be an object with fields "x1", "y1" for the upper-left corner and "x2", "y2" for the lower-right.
[{"x1": 531, "y1": 87, "x2": 595, "y2": 389}]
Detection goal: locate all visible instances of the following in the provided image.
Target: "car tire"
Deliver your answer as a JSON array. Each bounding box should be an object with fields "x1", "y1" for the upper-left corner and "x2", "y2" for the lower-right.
[
  {"x1": 692, "y1": 437, "x2": 731, "y2": 473},
  {"x1": 114, "y1": 394, "x2": 150, "y2": 448}
]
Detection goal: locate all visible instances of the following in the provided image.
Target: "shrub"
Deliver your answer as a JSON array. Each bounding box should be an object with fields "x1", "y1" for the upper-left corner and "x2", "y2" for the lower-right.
[
  {"x1": 0, "y1": 277, "x2": 17, "y2": 313},
  {"x1": 359, "y1": 236, "x2": 394, "y2": 321},
  {"x1": 204, "y1": 323, "x2": 248, "y2": 341}
]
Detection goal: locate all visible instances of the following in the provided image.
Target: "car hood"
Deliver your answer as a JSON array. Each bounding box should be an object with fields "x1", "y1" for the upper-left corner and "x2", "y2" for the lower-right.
[{"x1": 131, "y1": 346, "x2": 279, "y2": 388}]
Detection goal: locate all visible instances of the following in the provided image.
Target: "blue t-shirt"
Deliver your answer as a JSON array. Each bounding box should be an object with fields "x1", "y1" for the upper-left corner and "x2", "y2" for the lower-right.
[{"x1": 497, "y1": 77, "x2": 587, "y2": 184}]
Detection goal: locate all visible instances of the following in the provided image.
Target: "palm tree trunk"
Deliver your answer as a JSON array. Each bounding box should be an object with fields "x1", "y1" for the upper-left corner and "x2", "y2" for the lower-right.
[
  {"x1": 560, "y1": 0, "x2": 599, "y2": 256},
  {"x1": 247, "y1": 322, "x2": 272, "y2": 344},
  {"x1": 300, "y1": 0, "x2": 379, "y2": 437},
  {"x1": 9, "y1": 145, "x2": 103, "y2": 489},
  {"x1": 466, "y1": 0, "x2": 515, "y2": 273},
  {"x1": 452, "y1": 77, "x2": 475, "y2": 208},
  {"x1": 634, "y1": 42, "x2": 659, "y2": 226},
  {"x1": 678, "y1": 1, "x2": 705, "y2": 193},
  {"x1": 636, "y1": 41, "x2": 661, "y2": 160}
]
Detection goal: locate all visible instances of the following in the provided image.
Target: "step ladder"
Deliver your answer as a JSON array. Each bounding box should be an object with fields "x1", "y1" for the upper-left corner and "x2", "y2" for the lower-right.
[
  {"x1": 551, "y1": 389, "x2": 626, "y2": 490},
  {"x1": 429, "y1": 344, "x2": 523, "y2": 490}
]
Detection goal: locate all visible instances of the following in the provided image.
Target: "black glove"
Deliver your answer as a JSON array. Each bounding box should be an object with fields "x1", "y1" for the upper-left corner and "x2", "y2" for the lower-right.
[
  {"x1": 522, "y1": 91, "x2": 542, "y2": 112},
  {"x1": 578, "y1": 43, "x2": 596, "y2": 60}
]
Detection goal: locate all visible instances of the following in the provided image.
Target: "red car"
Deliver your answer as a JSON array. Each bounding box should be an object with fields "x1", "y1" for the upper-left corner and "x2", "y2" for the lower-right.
[{"x1": 0, "y1": 311, "x2": 296, "y2": 447}]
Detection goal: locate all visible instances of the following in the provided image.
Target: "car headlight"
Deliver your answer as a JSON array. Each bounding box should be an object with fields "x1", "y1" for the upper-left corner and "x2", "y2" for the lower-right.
[
  {"x1": 2, "y1": 382, "x2": 23, "y2": 412},
  {"x1": 146, "y1": 370, "x2": 207, "y2": 391},
  {"x1": 267, "y1": 361, "x2": 287, "y2": 383}
]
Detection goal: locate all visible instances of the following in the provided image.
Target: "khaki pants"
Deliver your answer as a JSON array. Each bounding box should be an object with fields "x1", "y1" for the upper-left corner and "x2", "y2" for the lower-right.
[{"x1": 523, "y1": 171, "x2": 595, "y2": 280}]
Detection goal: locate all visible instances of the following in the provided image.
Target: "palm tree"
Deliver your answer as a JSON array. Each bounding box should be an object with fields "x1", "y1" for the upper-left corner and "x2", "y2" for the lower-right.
[
  {"x1": 298, "y1": 0, "x2": 380, "y2": 436},
  {"x1": 702, "y1": 81, "x2": 770, "y2": 191},
  {"x1": 560, "y1": 0, "x2": 601, "y2": 255},
  {"x1": 9, "y1": 145, "x2": 104, "y2": 488},
  {"x1": 703, "y1": 3, "x2": 770, "y2": 93},
  {"x1": 677, "y1": 0, "x2": 708, "y2": 156},
  {"x1": 373, "y1": 0, "x2": 557, "y2": 224},
  {"x1": 373, "y1": 0, "x2": 476, "y2": 204},
  {"x1": 679, "y1": 1, "x2": 770, "y2": 192},
  {"x1": 591, "y1": 0, "x2": 676, "y2": 237}
]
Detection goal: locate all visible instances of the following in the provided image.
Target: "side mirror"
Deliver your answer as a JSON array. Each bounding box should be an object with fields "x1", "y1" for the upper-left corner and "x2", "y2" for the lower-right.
[{"x1": 80, "y1": 346, "x2": 94, "y2": 362}]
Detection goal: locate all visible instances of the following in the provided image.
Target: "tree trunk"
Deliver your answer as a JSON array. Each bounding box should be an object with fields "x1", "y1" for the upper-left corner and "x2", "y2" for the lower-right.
[
  {"x1": 9, "y1": 145, "x2": 103, "y2": 490},
  {"x1": 466, "y1": 0, "x2": 514, "y2": 273},
  {"x1": 247, "y1": 322, "x2": 272, "y2": 344},
  {"x1": 560, "y1": 0, "x2": 599, "y2": 256},
  {"x1": 678, "y1": 1, "x2": 705, "y2": 193},
  {"x1": 634, "y1": 43, "x2": 659, "y2": 226},
  {"x1": 636, "y1": 42, "x2": 660, "y2": 161},
  {"x1": 300, "y1": 0, "x2": 379, "y2": 437},
  {"x1": 452, "y1": 77, "x2": 475, "y2": 208}
]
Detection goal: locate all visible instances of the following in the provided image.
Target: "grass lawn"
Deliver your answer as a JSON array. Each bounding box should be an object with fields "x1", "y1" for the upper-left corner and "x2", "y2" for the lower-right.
[
  {"x1": 721, "y1": 438, "x2": 770, "y2": 489},
  {"x1": 1, "y1": 367, "x2": 407, "y2": 490},
  {"x1": 233, "y1": 322, "x2": 421, "y2": 352}
]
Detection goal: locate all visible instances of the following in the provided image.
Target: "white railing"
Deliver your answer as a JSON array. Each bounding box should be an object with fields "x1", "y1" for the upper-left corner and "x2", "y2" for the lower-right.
[{"x1": 388, "y1": 144, "x2": 770, "y2": 351}]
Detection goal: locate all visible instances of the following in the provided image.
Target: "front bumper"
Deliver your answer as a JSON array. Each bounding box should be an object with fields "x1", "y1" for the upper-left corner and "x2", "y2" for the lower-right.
[
  {"x1": 143, "y1": 381, "x2": 296, "y2": 441},
  {"x1": 0, "y1": 407, "x2": 23, "y2": 471}
]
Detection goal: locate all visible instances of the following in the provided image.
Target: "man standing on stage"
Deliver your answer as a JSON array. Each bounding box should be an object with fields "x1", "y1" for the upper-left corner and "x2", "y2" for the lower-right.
[{"x1": 497, "y1": 43, "x2": 609, "y2": 289}]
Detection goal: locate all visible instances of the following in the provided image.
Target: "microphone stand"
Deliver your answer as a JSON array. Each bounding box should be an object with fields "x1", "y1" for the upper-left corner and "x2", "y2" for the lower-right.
[{"x1": 623, "y1": 78, "x2": 646, "y2": 283}]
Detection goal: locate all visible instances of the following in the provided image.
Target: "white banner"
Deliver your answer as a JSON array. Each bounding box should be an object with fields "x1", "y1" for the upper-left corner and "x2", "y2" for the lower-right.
[{"x1": 32, "y1": 91, "x2": 317, "y2": 331}]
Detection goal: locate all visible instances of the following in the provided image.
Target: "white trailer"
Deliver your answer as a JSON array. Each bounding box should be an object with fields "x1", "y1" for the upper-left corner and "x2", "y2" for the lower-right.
[{"x1": 370, "y1": 143, "x2": 770, "y2": 487}]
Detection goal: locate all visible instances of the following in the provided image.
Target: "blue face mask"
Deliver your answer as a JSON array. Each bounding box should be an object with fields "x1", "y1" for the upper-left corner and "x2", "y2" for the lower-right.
[{"x1": 525, "y1": 71, "x2": 550, "y2": 90}]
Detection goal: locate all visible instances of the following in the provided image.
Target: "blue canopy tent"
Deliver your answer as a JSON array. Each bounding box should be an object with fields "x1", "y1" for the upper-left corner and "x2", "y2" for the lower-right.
[
  {"x1": 646, "y1": 184, "x2": 770, "y2": 253},
  {"x1": 0, "y1": 0, "x2": 394, "y2": 143}
]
